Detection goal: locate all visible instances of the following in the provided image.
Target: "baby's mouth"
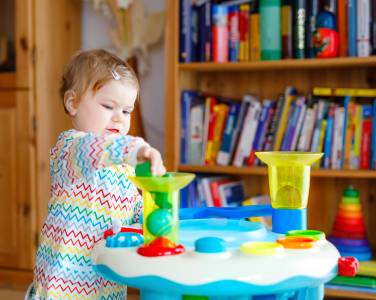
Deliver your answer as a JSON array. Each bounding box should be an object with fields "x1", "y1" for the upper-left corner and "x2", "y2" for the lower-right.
[{"x1": 106, "y1": 128, "x2": 120, "y2": 133}]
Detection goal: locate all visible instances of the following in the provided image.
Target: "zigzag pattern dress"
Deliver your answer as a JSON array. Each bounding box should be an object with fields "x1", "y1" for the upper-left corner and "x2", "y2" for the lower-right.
[{"x1": 32, "y1": 129, "x2": 145, "y2": 299}]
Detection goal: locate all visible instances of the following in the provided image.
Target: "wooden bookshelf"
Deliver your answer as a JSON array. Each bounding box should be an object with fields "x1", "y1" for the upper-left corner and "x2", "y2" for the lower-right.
[
  {"x1": 179, "y1": 165, "x2": 376, "y2": 178},
  {"x1": 0, "y1": 72, "x2": 16, "y2": 89},
  {"x1": 164, "y1": 0, "x2": 376, "y2": 298},
  {"x1": 179, "y1": 56, "x2": 376, "y2": 72}
]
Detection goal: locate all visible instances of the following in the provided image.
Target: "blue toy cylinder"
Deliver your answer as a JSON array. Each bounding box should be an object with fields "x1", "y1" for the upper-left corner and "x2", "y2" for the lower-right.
[{"x1": 272, "y1": 208, "x2": 307, "y2": 234}]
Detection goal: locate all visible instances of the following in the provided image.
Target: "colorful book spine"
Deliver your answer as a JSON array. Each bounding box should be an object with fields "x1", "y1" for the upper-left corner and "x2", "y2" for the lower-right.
[
  {"x1": 281, "y1": 0, "x2": 293, "y2": 58},
  {"x1": 212, "y1": 4, "x2": 229, "y2": 62},
  {"x1": 217, "y1": 102, "x2": 240, "y2": 166},
  {"x1": 351, "y1": 104, "x2": 362, "y2": 169},
  {"x1": 274, "y1": 87, "x2": 297, "y2": 150},
  {"x1": 338, "y1": 0, "x2": 349, "y2": 56},
  {"x1": 189, "y1": 96, "x2": 205, "y2": 164},
  {"x1": 240, "y1": 4, "x2": 250, "y2": 61},
  {"x1": 228, "y1": 5, "x2": 240, "y2": 62},
  {"x1": 198, "y1": 0, "x2": 212, "y2": 62},
  {"x1": 293, "y1": 0, "x2": 307, "y2": 59},
  {"x1": 323, "y1": 104, "x2": 335, "y2": 168},
  {"x1": 348, "y1": 0, "x2": 358, "y2": 56},
  {"x1": 291, "y1": 97, "x2": 307, "y2": 150},
  {"x1": 263, "y1": 95, "x2": 284, "y2": 151},
  {"x1": 179, "y1": 0, "x2": 194, "y2": 62},
  {"x1": 305, "y1": 0, "x2": 319, "y2": 58},
  {"x1": 357, "y1": 0, "x2": 371, "y2": 57},
  {"x1": 250, "y1": 1, "x2": 261, "y2": 61},
  {"x1": 343, "y1": 97, "x2": 355, "y2": 169},
  {"x1": 210, "y1": 103, "x2": 229, "y2": 164},
  {"x1": 233, "y1": 95, "x2": 261, "y2": 166},
  {"x1": 331, "y1": 106, "x2": 345, "y2": 169},
  {"x1": 181, "y1": 90, "x2": 197, "y2": 163},
  {"x1": 204, "y1": 97, "x2": 217, "y2": 165},
  {"x1": 372, "y1": 0, "x2": 376, "y2": 54},
  {"x1": 260, "y1": 0, "x2": 282, "y2": 60},
  {"x1": 360, "y1": 105, "x2": 372, "y2": 169},
  {"x1": 371, "y1": 99, "x2": 376, "y2": 169}
]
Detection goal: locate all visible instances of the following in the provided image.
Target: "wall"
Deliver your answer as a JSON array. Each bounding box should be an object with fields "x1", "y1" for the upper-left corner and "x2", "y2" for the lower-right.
[{"x1": 82, "y1": 0, "x2": 166, "y2": 154}]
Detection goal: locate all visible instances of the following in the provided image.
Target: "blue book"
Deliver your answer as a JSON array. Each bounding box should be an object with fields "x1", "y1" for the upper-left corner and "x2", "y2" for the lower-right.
[
  {"x1": 348, "y1": 0, "x2": 357, "y2": 56},
  {"x1": 323, "y1": 106, "x2": 334, "y2": 168},
  {"x1": 217, "y1": 102, "x2": 241, "y2": 165},
  {"x1": 181, "y1": 90, "x2": 197, "y2": 164},
  {"x1": 252, "y1": 100, "x2": 273, "y2": 154},
  {"x1": 281, "y1": 101, "x2": 296, "y2": 151},
  {"x1": 198, "y1": 0, "x2": 212, "y2": 62},
  {"x1": 371, "y1": 99, "x2": 376, "y2": 169},
  {"x1": 228, "y1": 5, "x2": 240, "y2": 62},
  {"x1": 218, "y1": 181, "x2": 245, "y2": 207}
]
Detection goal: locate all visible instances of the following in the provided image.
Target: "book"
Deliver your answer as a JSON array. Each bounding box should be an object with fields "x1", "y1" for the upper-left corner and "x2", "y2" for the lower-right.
[
  {"x1": 180, "y1": 0, "x2": 195, "y2": 62},
  {"x1": 290, "y1": 96, "x2": 307, "y2": 150},
  {"x1": 260, "y1": 0, "x2": 282, "y2": 60},
  {"x1": 189, "y1": 95, "x2": 205, "y2": 164},
  {"x1": 306, "y1": 0, "x2": 320, "y2": 58},
  {"x1": 210, "y1": 177, "x2": 233, "y2": 207},
  {"x1": 181, "y1": 90, "x2": 198, "y2": 164},
  {"x1": 371, "y1": 99, "x2": 376, "y2": 169},
  {"x1": 293, "y1": 0, "x2": 307, "y2": 59},
  {"x1": 203, "y1": 96, "x2": 217, "y2": 165},
  {"x1": 198, "y1": 0, "x2": 212, "y2": 62},
  {"x1": 228, "y1": 5, "x2": 240, "y2": 62},
  {"x1": 233, "y1": 94, "x2": 261, "y2": 166},
  {"x1": 218, "y1": 180, "x2": 245, "y2": 207},
  {"x1": 212, "y1": 4, "x2": 229, "y2": 62},
  {"x1": 357, "y1": 0, "x2": 371, "y2": 57},
  {"x1": 297, "y1": 98, "x2": 317, "y2": 151},
  {"x1": 372, "y1": 0, "x2": 376, "y2": 54},
  {"x1": 351, "y1": 104, "x2": 362, "y2": 169},
  {"x1": 210, "y1": 103, "x2": 229, "y2": 163},
  {"x1": 348, "y1": 0, "x2": 358, "y2": 56},
  {"x1": 250, "y1": 1, "x2": 261, "y2": 61},
  {"x1": 343, "y1": 96, "x2": 355, "y2": 169},
  {"x1": 331, "y1": 106, "x2": 345, "y2": 169},
  {"x1": 263, "y1": 94, "x2": 284, "y2": 151},
  {"x1": 338, "y1": 0, "x2": 349, "y2": 56},
  {"x1": 360, "y1": 105, "x2": 372, "y2": 169},
  {"x1": 274, "y1": 87, "x2": 298, "y2": 150},
  {"x1": 239, "y1": 3, "x2": 250, "y2": 61},
  {"x1": 281, "y1": 0, "x2": 293, "y2": 59},
  {"x1": 323, "y1": 104, "x2": 336, "y2": 168},
  {"x1": 201, "y1": 175, "x2": 229, "y2": 207},
  {"x1": 217, "y1": 102, "x2": 241, "y2": 165}
]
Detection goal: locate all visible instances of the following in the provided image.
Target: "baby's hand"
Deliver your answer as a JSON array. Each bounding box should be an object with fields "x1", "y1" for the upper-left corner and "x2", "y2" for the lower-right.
[{"x1": 136, "y1": 145, "x2": 166, "y2": 176}]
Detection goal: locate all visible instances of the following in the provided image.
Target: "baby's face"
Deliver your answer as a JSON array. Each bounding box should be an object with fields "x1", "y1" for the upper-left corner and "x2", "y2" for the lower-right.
[{"x1": 72, "y1": 79, "x2": 138, "y2": 135}]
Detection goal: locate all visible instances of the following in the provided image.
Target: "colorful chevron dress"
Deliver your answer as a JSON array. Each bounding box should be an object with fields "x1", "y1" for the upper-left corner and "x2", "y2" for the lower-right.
[{"x1": 32, "y1": 129, "x2": 146, "y2": 299}]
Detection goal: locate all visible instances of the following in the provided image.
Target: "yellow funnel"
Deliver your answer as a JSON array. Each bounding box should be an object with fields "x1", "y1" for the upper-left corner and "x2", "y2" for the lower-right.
[{"x1": 255, "y1": 152, "x2": 323, "y2": 209}]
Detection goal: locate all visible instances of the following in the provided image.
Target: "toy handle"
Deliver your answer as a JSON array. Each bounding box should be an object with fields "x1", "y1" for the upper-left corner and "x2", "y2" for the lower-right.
[{"x1": 179, "y1": 204, "x2": 273, "y2": 220}]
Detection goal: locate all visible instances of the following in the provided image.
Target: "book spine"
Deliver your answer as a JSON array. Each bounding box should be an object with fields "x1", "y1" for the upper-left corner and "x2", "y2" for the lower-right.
[
  {"x1": 281, "y1": 0, "x2": 293, "y2": 58},
  {"x1": 179, "y1": 0, "x2": 193, "y2": 62},
  {"x1": 323, "y1": 110, "x2": 334, "y2": 168},
  {"x1": 293, "y1": 0, "x2": 307, "y2": 59},
  {"x1": 189, "y1": 96, "x2": 205, "y2": 164},
  {"x1": 217, "y1": 103, "x2": 240, "y2": 165},
  {"x1": 343, "y1": 98, "x2": 354, "y2": 169},
  {"x1": 357, "y1": 0, "x2": 371, "y2": 57},
  {"x1": 250, "y1": 2, "x2": 261, "y2": 60},
  {"x1": 228, "y1": 5, "x2": 240, "y2": 62},
  {"x1": 371, "y1": 99, "x2": 376, "y2": 169},
  {"x1": 181, "y1": 91, "x2": 194, "y2": 164},
  {"x1": 198, "y1": 1, "x2": 212, "y2": 62},
  {"x1": 338, "y1": 0, "x2": 349, "y2": 56},
  {"x1": 291, "y1": 98, "x2": 307, "y2": 150},
  {"x1": 372, "y1": 0, "x2": 376, "y2": 54},
  {"x1": 212, "y1": 4, "x2": 229, "y2": 62},
  {"x1": 360, "y1": 105, "x2": 372, "y2": 169},
  {"x1": 306, "y1": 0, "x2": 320, "y2": 58},
  {"x1": 348, "y1": 0, "x2": 358, "y2": 56},
  {"x1": 210, "y1": 104, "x2": 229, "y2": 164},
  {"x1": 260, "y1": 0, "x2": 282, "y2": 60}
]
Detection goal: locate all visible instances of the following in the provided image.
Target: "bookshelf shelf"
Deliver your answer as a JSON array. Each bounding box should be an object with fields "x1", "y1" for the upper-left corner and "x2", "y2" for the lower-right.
[
  {"x1": 179, "y1": 165, "x2": 376, "y2": 178},
  {"x1": 179, "y1": 56, "x2": 376, "y2": 72},
  {"x1": 0, "y1": 72, "x2": 16, "y2": 89}
]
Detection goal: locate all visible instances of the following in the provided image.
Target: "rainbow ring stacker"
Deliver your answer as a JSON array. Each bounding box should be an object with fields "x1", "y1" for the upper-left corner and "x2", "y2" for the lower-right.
[{"x1": 92, "y1": 154, "x2": 349, "y2": 300}]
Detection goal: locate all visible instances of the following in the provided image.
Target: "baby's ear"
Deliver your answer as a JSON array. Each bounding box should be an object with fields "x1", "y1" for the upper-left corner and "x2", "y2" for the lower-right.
[{"x1": 64, "y1": 90, "x2": 78, "y2": 116}]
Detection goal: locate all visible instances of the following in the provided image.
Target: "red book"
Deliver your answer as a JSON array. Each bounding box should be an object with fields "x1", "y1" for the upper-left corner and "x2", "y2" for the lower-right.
[
  {"x1": 338, "y1": 0, "x2": 348, "y2": 56},
  {"x1": 210, "y1": 178, "x2": 233, "y2": 207},
  {"x1": 212, "y1": 5, "x2": 229, "y2": 62},
  {"x1": 360, "y1": 105, "x2": 372, "y2": 169}
]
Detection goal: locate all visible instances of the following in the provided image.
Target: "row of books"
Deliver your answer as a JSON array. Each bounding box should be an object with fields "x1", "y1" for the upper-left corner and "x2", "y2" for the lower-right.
[
  {"x1": 180, "y1": 87, "x2": 376, "y2": 170},
  {"x1": 179, "y1": 0, "x2": 376, "y2": 62}
]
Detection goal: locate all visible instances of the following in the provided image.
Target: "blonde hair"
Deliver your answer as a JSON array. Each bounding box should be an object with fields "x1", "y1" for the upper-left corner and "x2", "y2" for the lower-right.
[{"x1": 60, "y1": 49, "x2": 139, "y2": 113}]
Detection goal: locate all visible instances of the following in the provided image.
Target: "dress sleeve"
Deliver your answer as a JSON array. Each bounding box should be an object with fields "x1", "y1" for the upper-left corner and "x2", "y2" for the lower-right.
[{"x1": 51, "y1": 130, "x2": 148, "y2": 179}]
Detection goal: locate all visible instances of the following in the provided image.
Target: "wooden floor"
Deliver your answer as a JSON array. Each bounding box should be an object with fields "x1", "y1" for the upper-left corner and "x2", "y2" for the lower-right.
[{"x1": 0, "y1": 289, "x2": 140, "y2": 300}]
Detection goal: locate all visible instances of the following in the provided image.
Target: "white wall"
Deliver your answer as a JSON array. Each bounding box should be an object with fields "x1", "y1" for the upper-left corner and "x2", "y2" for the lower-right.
[{"x1": 82, "y1": 0, "x2": 166, "y2": 154}]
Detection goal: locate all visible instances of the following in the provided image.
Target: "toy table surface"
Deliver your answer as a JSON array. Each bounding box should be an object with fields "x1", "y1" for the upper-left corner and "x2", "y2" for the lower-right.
[{"x1": 93, "y1": 219, "x2": 340, "y2": 300}]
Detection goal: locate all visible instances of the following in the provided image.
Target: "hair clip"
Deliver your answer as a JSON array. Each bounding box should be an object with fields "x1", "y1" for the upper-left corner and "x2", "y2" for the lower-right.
[{"x1": 111, "y1": 69, "x2": 121, "y2": 81}]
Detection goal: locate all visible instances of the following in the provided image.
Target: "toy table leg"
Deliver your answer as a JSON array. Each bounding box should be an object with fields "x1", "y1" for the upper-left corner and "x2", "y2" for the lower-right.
[{"x1": 140, "y1": 289, "x2": 181, "y2": 300}]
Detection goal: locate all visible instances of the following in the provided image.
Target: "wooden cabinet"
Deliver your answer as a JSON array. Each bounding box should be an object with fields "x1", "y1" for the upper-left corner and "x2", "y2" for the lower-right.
[
  {"x1": 0, "y1": 0, "x2": 81, "y2": 289},
  {"x1": 164, "y1": 1, "x2": 376, "y2": 299}
]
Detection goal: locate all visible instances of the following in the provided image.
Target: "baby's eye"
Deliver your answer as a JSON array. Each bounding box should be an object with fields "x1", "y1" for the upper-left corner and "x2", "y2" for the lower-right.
[
  {"x1": 122, "y1": 110, "x2": 131, "y2": 115},
  {"x1": 101, "y1": 104, "x2": 113, "y2": 110}
]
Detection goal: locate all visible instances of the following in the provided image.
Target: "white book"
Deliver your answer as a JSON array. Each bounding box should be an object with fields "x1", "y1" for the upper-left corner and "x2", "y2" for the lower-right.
[
  {"x1": 331, "y1": 107, "x2": 345, "y2": 169},
  {"x1": 232, "y1": 95, "x2": 261, "y2": 167},
  {"x1": 297, "y1": 104, "x2": 317, "y2": 151},
  {"x1": 291, "y1": 97, "x2": 307, "y2": 151},
  {"x1": 189, "y1": 102, "x2": 205, "y2": 164},
  {"x1": 357, "y1": 0, "x2": 371, "y2": 57},
  {"x1": 200, "y1": 176, "x2": 229, "y2": 207}
]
